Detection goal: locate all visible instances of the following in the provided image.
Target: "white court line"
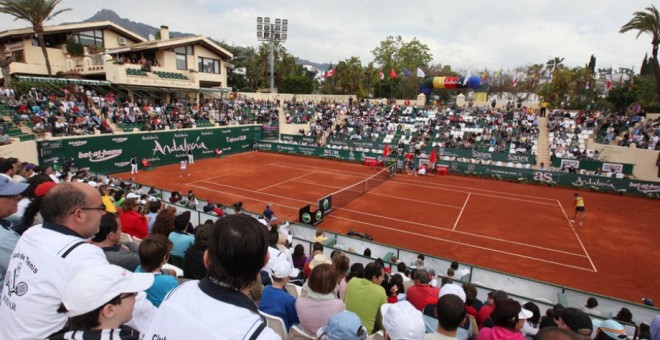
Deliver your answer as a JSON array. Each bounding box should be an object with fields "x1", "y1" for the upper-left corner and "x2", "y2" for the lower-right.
[
  {"x1": 329, "y1": 214, "x2": 596, "y2": 272},
  {"x1": 188, "y1": 161, "x2": 285, "y2": 183},
  {"x1": 394, "y1": 177, "x2": 558, "y2": 202},
  {"x1": 557, "y1": 199, "x2": 597, "y2": 272},
  {"x1": 293, "y1": 179, "x2": 463, "y2": 210},
  {"x1": 388, "y1": 180, "x2": 559, "y2": 207},
  {"x1": 338, "y1": 206, "x2": 587, "y2": 257},
  {"x1": 257, "y1": 171, "x2": 317, "y2": 192},
  {"x1": 187, "y1": 183, "x2": 308, "y2": 211},
  {"x1": 196, "y1": 181, "x2": 315, "y2": 205},
  {"x1": 453, "y1": 193, "x2": 471, "y2": 231},
  {"x1": 271, "y1": 162, "x2": 367, "y2": 178}
]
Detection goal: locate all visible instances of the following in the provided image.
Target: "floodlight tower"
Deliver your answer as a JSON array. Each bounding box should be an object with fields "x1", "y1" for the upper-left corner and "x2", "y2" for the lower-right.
[{"x1": 257, "y1": 17, "x2": 288, "y2": 93}]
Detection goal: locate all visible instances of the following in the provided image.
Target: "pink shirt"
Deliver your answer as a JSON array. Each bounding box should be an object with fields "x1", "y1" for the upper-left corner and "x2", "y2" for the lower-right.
[{"x1": 295, "y1": 296, "x2": 345, "y2": 335}]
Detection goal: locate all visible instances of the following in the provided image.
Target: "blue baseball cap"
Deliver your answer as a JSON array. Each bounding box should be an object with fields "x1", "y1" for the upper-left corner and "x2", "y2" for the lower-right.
[
  {"x1": 592, "y1": 319, "x2": 626, "y2": 340},
  {"x1": 317, "y1": 311, "x2": 366, "y2": 340},
  {"x1": 0, "y1": 177, "x2": 28, "y2": 196}
]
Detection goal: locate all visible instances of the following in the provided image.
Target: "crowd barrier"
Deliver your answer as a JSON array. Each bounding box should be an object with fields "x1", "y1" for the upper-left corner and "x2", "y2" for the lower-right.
[
  {"x1": 90, "y1": 171, "x2": 658, "y2": 327},
  {"x1": 36, "y1": 125, "x2": 262, "y2": 174},
  {"x1": 434, "y1": 160, "x2": 660, "y2": 199},
  {"x1": 553, "y1": 157, "x2": 635, "y2": 175}
]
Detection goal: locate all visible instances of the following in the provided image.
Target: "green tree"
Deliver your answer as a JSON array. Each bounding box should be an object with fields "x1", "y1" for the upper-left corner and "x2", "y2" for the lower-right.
[
  {"x1": 607, "y1": 85, "x2": 638, "y2": 110},
  {"x1": 587, "y1": 55, "x2": 596, "y2": 74},
  {"x1": 371, "y1": 35, "x2": 433, "y2": 76},
  {"x1": 334, "y1": 56, "x2": 364, "y2": 95},
  {"x1": 279, "y1": 75, "x2": 313, "y2": 94},
  {"x1": 0, "y1": 0, "x2": 71, "y2": 76},
  {"x1": 620, "y1": 5, "x2": 660, "y2": 100}
]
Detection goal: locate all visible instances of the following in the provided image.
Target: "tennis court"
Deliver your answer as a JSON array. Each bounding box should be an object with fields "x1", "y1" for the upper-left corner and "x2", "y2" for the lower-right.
[{"x1": 115, "y1": 151, "x2": 660, "y2": 303}]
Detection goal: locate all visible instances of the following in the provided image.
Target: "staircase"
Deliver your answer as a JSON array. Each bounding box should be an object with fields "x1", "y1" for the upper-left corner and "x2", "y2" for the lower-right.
[{"x1": 535, "y1": 116, "x2": 551, "y2": 167}]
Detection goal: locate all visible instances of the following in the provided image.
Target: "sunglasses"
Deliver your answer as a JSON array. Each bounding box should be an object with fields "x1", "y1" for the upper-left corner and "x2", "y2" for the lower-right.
[{"x1": 80, "y1": 203, "x2": 106, "y2": 212}]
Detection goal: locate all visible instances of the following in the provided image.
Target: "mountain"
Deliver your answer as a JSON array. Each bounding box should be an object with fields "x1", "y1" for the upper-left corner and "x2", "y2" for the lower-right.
[
  {"x1": 296, "y1": 58, "x2": 331, "y2": 70},
  {"x1": 80, "y1": 9, "x2": 325, "y2": 68},
  {"x1": 82, "y1": 9, "x2": 192, "y2": 40}
]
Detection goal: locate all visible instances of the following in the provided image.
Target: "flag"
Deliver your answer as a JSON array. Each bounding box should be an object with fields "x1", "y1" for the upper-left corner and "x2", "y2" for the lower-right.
[
  {"x1": 390, "y1": 68, "x2": 398, "y2": 79},
  {"x1": 417, "y1": 67, "x2": 425, "y2": 77},
  {"x1": 512, "y1": 73, "x2": 520, "y2": 87},
  {"x1": 403, "y1": 68, "x2": 410, "y2": 77},
  {"x1": 321, "y1": 69, "x2": 326, "y2": 79},
  {"x1": 481, "y1": 68, "x2": 488, "y2": 81},
  {"x1": 495, "y1": 68, "x2": 502, "y2": 78},
  {"x1": 326, "y1": 69, "x2": 335, "y2": 78},
  {"x1": 462, "y1": 68, "x2": 470, "y2": 86},
  {"x1": 606, "y1": 71, "x2": 612, "y2": 91},
  {"x1": 547, "y1": 65, "x2": 555, "y2": 82},
  {"x1": 429, "y1": 148, "x2": 437, "y2": 165},
  {"x1": 383, "y1": 144, "x2": 390, "y2": 157},
  {"x1": 379, "y1": 70, "x2": 384, "y2": 80}
]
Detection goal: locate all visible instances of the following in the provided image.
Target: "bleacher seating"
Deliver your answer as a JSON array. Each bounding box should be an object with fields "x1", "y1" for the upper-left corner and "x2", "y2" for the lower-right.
[{"x1": 125, "y1": 68, "x2": 148, "y2": 77}]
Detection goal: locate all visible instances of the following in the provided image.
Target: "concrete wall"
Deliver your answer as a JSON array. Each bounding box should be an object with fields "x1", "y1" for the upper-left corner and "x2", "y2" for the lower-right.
[
  {"x1": 589, "y1": 141, "x2": 659, "y2": 181},
  {"x1": 237, "y1": 92, "x2": 355, "y2": 103},
  {"x1": 0, "y1": 140, "x2": 39, "y2": 164}
]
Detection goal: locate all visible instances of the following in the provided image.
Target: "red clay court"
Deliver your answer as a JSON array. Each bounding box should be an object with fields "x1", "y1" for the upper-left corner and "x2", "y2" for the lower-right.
[{"x1": 115, "y1": 151, "x2": 660, "y2": 303}]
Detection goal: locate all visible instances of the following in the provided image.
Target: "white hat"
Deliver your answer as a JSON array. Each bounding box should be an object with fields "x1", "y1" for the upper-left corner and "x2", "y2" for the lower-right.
[
  {"x1": 518, "y1": 308, "x2": 533, "y2": 320},
  {"x1": 309, "y1": 254, "x2": 331, "y2": 270},
  {"x1": 380, "y1": 301, "x2": 426, "y2": 340},
  {"x1": 126, "y1": 192, "x2": 139, "y2": 199},
  {"x1": 87, "y1": 181, "x2": 98, "y2": 188},
  {"x1": 271, "y1": 260, "x2": 299, "y2": 279},
  {"x1": 439, "y1": 283, "x2": 466, "y2": 303},
  {"x1": 61, "y1": 264, "x2": 154, "y2": 317}
]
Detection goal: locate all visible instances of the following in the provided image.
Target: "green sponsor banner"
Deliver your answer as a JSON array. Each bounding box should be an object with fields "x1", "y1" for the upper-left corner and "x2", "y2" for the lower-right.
[
  {"x1": 552, "y1": 158, "x2": 634, "y2": 174},
  {"x1": 436, "y1": 147, "x2": 536, "y2": 164},
  {"x1": 437, "y1": 160, "x2": 660, "y2": 199},
  {"x1": 280, "y1": 134, "x2": 317, "y2": 144},
  {"x1": 256, "y1": 141, "x2": 387, "y2": 163},
  {"x1": 326, "y1": 138, "x2": 387, "y2": 151},
  {"x1": 38, "y1": 126, "x2": 262, "y2": 174}
]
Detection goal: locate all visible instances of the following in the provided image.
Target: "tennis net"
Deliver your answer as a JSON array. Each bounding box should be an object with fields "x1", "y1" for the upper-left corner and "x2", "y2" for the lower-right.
[{"x1": 327, "y1": 164, "x2": 395, "y2": 210}]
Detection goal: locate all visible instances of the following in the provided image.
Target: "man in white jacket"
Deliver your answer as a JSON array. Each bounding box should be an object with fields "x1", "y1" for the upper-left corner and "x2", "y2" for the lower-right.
[{"x1": 0, "y1": 182, "x2": 155, "y2": 340}]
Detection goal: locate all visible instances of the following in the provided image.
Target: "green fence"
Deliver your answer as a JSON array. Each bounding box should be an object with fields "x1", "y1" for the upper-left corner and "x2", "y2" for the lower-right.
[
  {"x1": 436, "y1": 160, "x2": 660, "y2": 199},
  {"x1": 256, "y1": 140, "x2": 389, "y2": 163},
  {"x1": 552, "y1": 158, "x2": 635, "y2": 174},
  {"x1": 37, "y1": 126, "x2": 262, "y2": 174},
  {"x1": 436, "y1": 147, "x2": 536, "y2": 165},
  {"x1": 280, "y1": 134, "x2": 318, "y2": 144}
]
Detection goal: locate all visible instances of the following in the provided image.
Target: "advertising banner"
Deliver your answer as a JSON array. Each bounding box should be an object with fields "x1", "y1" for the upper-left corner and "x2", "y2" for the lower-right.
[{"x1": 37, "y1": 126, "x2": 262, "y2": 174}]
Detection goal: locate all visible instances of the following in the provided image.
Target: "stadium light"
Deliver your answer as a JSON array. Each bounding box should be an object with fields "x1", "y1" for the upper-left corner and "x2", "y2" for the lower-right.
[{"x1": 257, "y1": 17, "x2": 288, "y2": 93}]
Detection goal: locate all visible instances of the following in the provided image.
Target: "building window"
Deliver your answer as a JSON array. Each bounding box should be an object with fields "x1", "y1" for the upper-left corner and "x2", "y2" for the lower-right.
[
  {"x1": 174, "y1": 46, "x2": 193, "y2": 70},
  {"x1": 31, "y1": 32, "x2": 68, "y2": 47},
  {"x1": 198, "y1": 57, "x2": 220, "y2": 74},
  {"x1": 72, "y1": 30, "x2": 104, "y2": 47},
  {"x1": 11, "y1": 50, "x2": 25, "y2": 63}
]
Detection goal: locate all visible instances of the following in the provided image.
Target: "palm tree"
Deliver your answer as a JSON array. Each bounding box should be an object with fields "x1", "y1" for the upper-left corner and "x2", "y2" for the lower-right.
[
  {"x1": 0, "y1": 50, "x2": 13, "y2": 88},
  {"x1": 620, "y1": 5, "x2": 660, "y2": 99},
  {"x1": 0, "y1": 0, "x2": 71, "y2": 76}
]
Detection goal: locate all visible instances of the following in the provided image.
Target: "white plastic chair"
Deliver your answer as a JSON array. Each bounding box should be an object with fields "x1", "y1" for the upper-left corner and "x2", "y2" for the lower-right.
[
  {"x1": 259, "y1": 311, "x2": 288, "y2": 340},
  {"x1": 285, "y1": 283, "x2": 301, "y2": 298},
  {"x1": 289, "y1": 325, "x2": 315, "y2": 340}
]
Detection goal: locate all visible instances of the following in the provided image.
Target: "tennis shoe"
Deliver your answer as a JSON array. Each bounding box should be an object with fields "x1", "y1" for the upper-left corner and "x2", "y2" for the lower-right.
[
  {"x1": 569, "y1": 220, "x2": 575, "y2": 223},
  {"x1": 579, "y1": 222, "x2": 583, "y2": 226}
]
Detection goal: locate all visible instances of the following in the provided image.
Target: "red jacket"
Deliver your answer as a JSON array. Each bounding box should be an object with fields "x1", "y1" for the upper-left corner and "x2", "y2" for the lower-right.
[
  {"x1": 406, "y1": 284, "x2": 440, "y2": 311},
  {"x1": 119, "y1": 210, "x2": 148, "y2": 239}
]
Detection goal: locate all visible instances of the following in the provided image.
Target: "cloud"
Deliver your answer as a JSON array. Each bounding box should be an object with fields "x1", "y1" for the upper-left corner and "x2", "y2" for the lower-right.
[{"x1": 0, "y1": 0, "x2": 650, "y2": 71}]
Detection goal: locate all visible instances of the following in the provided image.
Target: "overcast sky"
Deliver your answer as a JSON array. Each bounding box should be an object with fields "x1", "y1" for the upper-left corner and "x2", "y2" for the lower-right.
[{"x1": 0, "y1": 0, "x2": 654, "y2": 73}]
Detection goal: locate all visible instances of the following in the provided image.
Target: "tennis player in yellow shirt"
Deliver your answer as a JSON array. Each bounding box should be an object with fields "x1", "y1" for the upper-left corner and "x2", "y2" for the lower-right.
[{"x1": 570, "y1": 193, "x2": 585, "y2": 226}]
